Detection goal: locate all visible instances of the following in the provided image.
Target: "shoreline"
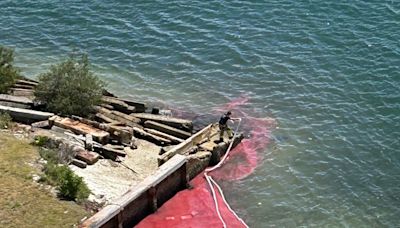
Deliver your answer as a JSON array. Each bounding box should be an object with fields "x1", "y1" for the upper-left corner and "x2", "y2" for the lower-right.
[{"x1": 0, "y1": 76, "x2": 244, "y2": 227}]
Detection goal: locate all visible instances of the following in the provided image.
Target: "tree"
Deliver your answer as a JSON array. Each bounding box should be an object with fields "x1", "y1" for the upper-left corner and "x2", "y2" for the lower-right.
[
  {"x1": 34, "y1": 54, "x2": 104, "y2": 117},
  {"x1": 0, "y1": 46, "x2": 19, "y2": 93}
]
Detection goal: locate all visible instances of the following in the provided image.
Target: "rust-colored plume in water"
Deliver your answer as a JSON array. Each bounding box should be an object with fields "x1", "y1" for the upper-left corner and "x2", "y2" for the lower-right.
[{"x1": 137, "y1": 95, "x2": 275, "y2": 227}]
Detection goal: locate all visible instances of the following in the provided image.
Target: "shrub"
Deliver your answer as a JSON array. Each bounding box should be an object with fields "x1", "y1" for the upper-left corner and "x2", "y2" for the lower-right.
[
  {"x1": 0, "y1": 112, "x2": 12, "y2": 129},
  {"x1": 38, "y1": 147, "x2": 59, "y2": 163},
  {"x1": 33, "y1": 135, "x2": 50, "y2": 147},
  {"x1": 34, "y1": 54, "x2": 104, "y2": 117},
  {"x1": 42, "y1": 161, "x2": 90, "y2": 201},
  {"x1": 0, "y1": 46, "x2": 19, "y2": 93}
]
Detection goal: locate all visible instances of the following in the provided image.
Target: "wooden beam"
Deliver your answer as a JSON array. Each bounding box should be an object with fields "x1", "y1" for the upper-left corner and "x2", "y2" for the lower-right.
[
  {"x1": 133, "y1": 127, "x2": 171, "y2": 146},
  {"x1": 75, "y1": 150, "x2": 99, "y2": 165},
  {"x1": 0, "y1": 94, "x2": 33, "y2": 105},
  {"x1": 51, "y1": 116, "x2": 110, "y2": 144},
  {"x1": 102, "y1": 96, "x2": 135, "y2": 114},
  {"x1": 71, "y1": 159, "x2": 87, "y2": 168},
  {"x1": 95, "y1": 113, "x2": 114, "y2": 123},
  {"x1": 158, "y1": 124, "x2": 213, "y2": 166},
  {"x1": 9, "y1": 88, "x2": 34, "y2": 97},
  {"x1": 93, "y1": 144, "x2": 126, "y2": 160},
  {"x1": 95, "y1": 106, "x2": 142, "y2": 128},
  {"x1": 144, "y1": 128, "x2": 184, "y2": 144},
  {"x1": 70, "y1": 115, "x2": 132, "y2": 145},
  {"x1": 131, "y1": 113, "x2": 193, "y2": 132},
  {"x1": 144, "y1": 120, "x2": 191, "y2": 139},
  {"x1": 16, "y1": 79, "x2": 38, "y2": 86},
  {"x1": 116, "y1": 98, "x2": 146, "y2": 113},
  {"x1": 0, "y1": 105, "x2": 54, "y2": 123},
  {"x1": 13, "y1": 84, "x2": 35, "y2": 90},
  {"x1": 0, "y1": 101, "x2": 30, "y2": 109}
]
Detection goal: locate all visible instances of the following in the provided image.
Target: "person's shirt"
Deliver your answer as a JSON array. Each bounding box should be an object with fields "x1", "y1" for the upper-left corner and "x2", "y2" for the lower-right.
[{"x1": 219, "y1": 114, "x2": 231, "y2": 125}]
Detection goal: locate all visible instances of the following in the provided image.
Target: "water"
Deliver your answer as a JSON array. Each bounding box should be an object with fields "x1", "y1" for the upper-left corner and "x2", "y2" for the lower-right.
[{"x1": 1, "y1": 0, "x2": 400, "y2": 227}]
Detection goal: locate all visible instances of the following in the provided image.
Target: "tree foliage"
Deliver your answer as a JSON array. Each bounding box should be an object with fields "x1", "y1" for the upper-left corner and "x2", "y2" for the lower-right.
[
  {"x1": 34, "y1": 54, "x2": 104, "y2": 117},
  {"x1": 0, "y1": 46, "x2": 19, "y2": 93}
]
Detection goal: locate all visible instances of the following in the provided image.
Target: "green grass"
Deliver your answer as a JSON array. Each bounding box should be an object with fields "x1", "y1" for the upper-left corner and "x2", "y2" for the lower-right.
[{"x1": 0, "y1": 133, "x2": 89, "y2": 228}]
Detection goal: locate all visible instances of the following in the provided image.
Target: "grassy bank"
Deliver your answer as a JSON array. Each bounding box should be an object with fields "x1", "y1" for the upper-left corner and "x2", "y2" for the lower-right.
[{"x1": 0, "y1": 133, "x2": 88, "y2": 228}]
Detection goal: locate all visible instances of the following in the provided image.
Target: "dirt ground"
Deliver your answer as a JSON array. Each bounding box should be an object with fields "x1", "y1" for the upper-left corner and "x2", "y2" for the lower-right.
[{"x1": 70, "y1": 139, "x2": 161, "y2": 203}]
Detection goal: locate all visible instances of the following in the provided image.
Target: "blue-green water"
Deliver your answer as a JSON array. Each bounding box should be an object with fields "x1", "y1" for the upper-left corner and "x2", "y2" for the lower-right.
[{"x1": 1, "y1": 1, "x2": 400, "y2": 227}]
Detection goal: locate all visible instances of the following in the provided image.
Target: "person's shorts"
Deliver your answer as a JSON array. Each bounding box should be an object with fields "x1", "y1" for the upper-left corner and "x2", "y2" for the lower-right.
[{"x1": 218, "y1": 124, "x2": 228, "y2": 131}]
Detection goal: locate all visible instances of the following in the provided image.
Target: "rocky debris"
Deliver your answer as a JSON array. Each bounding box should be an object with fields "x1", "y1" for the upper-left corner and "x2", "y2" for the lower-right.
[
  {"x1": 31, "y1": 120, "x2": 50, "y2": 129},
  {"x1": 72, "y1": 159, "x2": 87, "y2": 168},
  {"x1": 75, "y1": 150, "x2": 100, "y2": 165}
]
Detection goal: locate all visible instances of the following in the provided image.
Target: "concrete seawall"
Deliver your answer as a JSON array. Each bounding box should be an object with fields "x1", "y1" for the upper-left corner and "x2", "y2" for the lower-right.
[{"x1": 81, "y1": 154, "x2": 188, "y2": 228}]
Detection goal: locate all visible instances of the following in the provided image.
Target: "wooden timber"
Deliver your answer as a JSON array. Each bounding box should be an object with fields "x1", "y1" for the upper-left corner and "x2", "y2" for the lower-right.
[
  {"x1": 95, "y1": 113, "x2": 114, "y2": 123},
  {"x1": 131, "y1": 113, "x2": 193, "y2": 132},
  {"x1": 116, "y1": 98, "x2": 146, "y2": 113},
  {"x1": 31, "y1": 120, "x2": 50, "y2": 129},
  {"x1": 93, "y1": 144, "x2": 126, "y2": 160},
  {"x1": 144, "y1": 128, "x2": 184, "y2": 144},
  {"x1": 16, "y1": 79, "x2": 38, "y2": 87},
  {"x1": 75, "y1": 150, "x2": 99, "y2": 165},
  {"x1": 50, "y1": 116, "x2": 110, "y2": 144},
  {"x1": 99, "y1": 103, "x2": 114, "y2": 110},
  {"x1": 13, "y1": 84, "x2": 35, "y2": 90},
  {"x1": 9, "y1": 88, "x2": 34, "y2": 97},
  {"x1": 0, "y1": 94, "x2": 33, "y2": 106},
  {"x1": 95, "y1": 106, "x2": 141, "y2": 128},
  {"x1": 133, "y1": 127, "x2": 171, "y2": 146},
  {"x1": 0, "y1": 104, "x2": 54, "y2": 123},
  {"x1": 72, "y1": 159, "x2": 87, "y2": 168},
  {"x1": 71, "y1": 115, "x2": 132, "y2": 145},
  {"x1": 102, "y1": 96, "x2": 135, "y2": 114},
  {"x1": 0, "y1": 101, "x2": 30, "y2": 109},
  {"x1": 158, "y1": 124, "x2": 213, "y2": 166},
  {"x1": 144, "y1": 120, "x2": 191, "y2": 139}
]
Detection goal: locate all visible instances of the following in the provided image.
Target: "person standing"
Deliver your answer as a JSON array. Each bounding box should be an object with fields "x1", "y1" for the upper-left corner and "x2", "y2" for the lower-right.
[{"x1": 216, "y1": 111, "x2": 240, "y2": 143}]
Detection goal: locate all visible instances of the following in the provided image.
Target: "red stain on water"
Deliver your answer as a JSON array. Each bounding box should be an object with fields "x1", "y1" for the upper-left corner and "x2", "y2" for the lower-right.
[{"x1": 136, "y1": 95, "x2": 275, "y2": 228}]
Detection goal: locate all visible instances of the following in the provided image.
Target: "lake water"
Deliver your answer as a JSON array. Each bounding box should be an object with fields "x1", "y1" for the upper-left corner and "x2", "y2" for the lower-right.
[{"x1": 1, "y1": 0, "x2": 399, "y2": 227}]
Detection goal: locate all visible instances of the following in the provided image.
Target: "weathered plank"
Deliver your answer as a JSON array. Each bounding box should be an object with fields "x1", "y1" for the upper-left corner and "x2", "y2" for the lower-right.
[
  {"x1": 50, "y1": 116, "x2": 110, "y2": 144},
  {"x1": 144, "y1": 120, "x2": 191, "y2": 139},
  {"x1": 0, "y1": 101, "x2": 30, "y2": 109},
  {"x1": 131, "y1": 113, "x2": 193, "y2": 132},
  {"x1": 95, "y1": 113, "x2": 114, "y2": 123},
  {"x1": 72, "y1": 159, "x2": 87, "y2": 168},
  {"x1": 16, "y1": 79, "x2": 38, "y2": 86},
  {"x1": 117, "y1": 98, "x2": 146, "y2": 113},
  {"x1": 133, "y1": 127, "x2": 171, "y2": 146},
  {"x1": 75, "y1": 150, "x2": 99, "y2": 165},
  {"x1": 0, "y1": 105, "x2": 54, "y2": 123},
  {"x1": 95, "y1": 106, "x2": 141, "y2": 128},
  {"x1": 111, "y1": 110, "x2": 141, "y2": 124},
  {"x1": 93, "y1": 144, "x2": 126, "y2": 160},
  {"x1": 158, "y1": 124, "x2": 213, "y2": 166},
  {"x1": 0, "y1": 94, "x2": 33, "y2": 105},
  {"x1": 31, "y1": 120, "x2": 50, "y2": 129},
  {"x1": 9, "y1": 88, "x2": 34, "y2": 97},
  {"x1": 71, "y1": 115, "x2": 132, "y2": 145},
  {"x1": 99, "y1": 103, "x2": 114, "y2": 110},
  {"x1": 13, "y1": 84, "x2": 35, "y2": 90},
  {"x1": 102, "y1": 96, "x2": 135, "y2": 114},
  {"x1": 85, "y1": 134, "x2": 94, "y2": 151},
  {"x1": 144, "y1": 128, "x2": 184, "y2": 144}
]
